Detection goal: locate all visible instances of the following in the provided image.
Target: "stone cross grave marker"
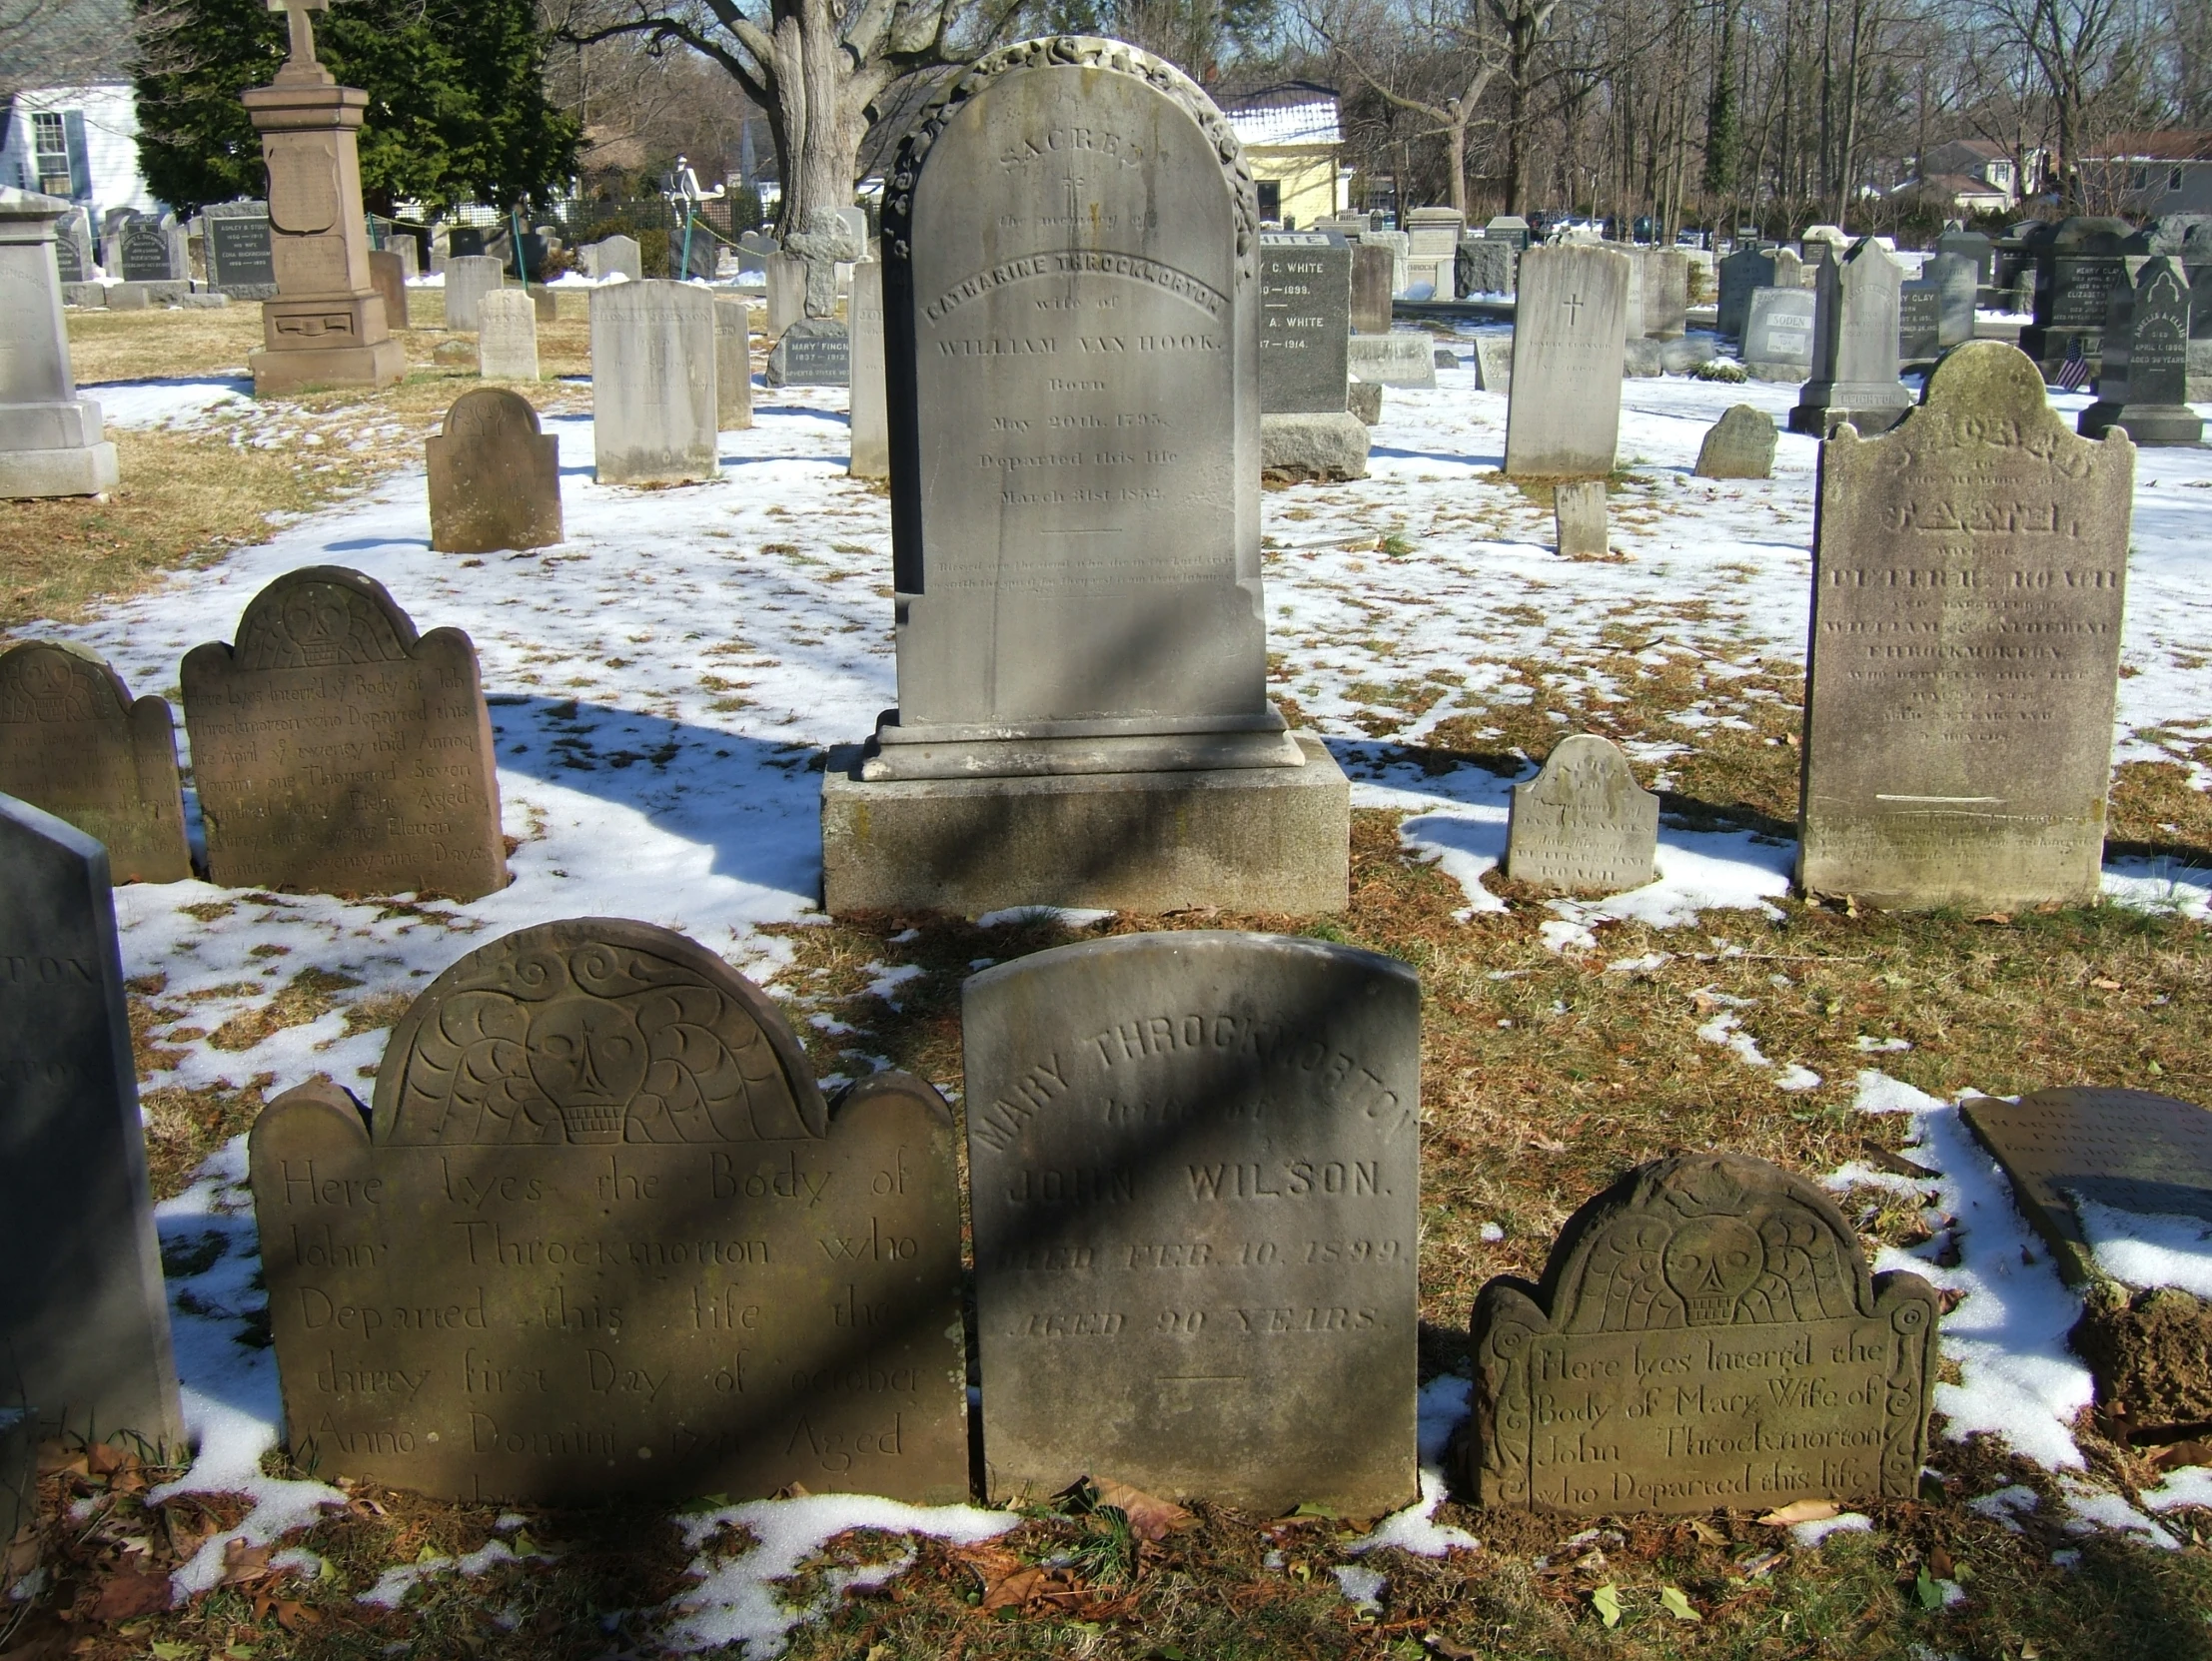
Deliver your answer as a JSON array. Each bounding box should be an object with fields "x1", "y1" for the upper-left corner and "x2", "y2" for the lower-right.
[
  {"x1": 0, "y1": 188, "x2": 119, "y2": 497},
  {"x1": 0, "y1": 795, "x2": 184, "y2": 1453},
  {"x1": 1790, "y1": 238, "x2": 1911, "y2": 436},
  {"x1": 1466, "y1": 1152, "x2": 1937, "y2": 1515},
  {"x1": 711, "y1": 296, "x2": 755, "y2": 431},
  {"x1": 2079, "y1": 256, "x2": 2202, "y2": 446},
  {"x1": 0, "y1": 641, "x2": 190, "y2": 883},
  {"x1": 445, "y1": 254, "x2": 505, "y2": 333},
  {"x1": 589, "y1": 280, "x2": 717, "y2": 484},
  {"x1": 427, "y1": 388, "x2": 562, "y2": 555},
  {"x1": 367, "y1": 249, "x2": 408, "y2": 329},
  {"x1": 1552, "y1": 479, "x2": 1609, "y2": 557},
  {"x1": 1692, "y1": 405, "x2": 1776, "y2": 479},
  {"x1": 1351, "y1": 243, "x2": 1394, "y2": 334},
  {"x1": 1506, "y1": 244, "x2": 1630, "y2": 478},
  {"x1": 205, "y1": 200, "x2": 277, "y2": 296},
  {"x1": 1259, "y1": 232, "x2": 1351, "y2": 414},
  {"x1": 1799, "y1": 343, "x2": 2134, "y2": 909},
  {"x1": 1742, "y1": 286, "x2": 1815, "y2": 382},
  {"x1": 1504, "y1": 733, "x2": 1658, "y2": 893},
  {"x1": 249, "y1": 918, "x2": 970, "y2": 1503},
  {"x1": 965, "y1": 931, "x2": 1420, "y2": 1514},
  {"x1": 476, "y1": 288, "x2": 540, "y2": 381},
  {"x1": 848, "y1": 258, "x2": 887, "y2": 476},
  {"x1": 181, "y1": 565, "x2": 509, "y2": 900}
]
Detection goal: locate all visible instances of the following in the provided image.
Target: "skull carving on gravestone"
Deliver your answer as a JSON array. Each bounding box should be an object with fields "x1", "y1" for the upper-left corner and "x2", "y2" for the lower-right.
[
  {"x1": 1661, "y1": 1215, "x2": 1764, "y2": 1324},
  {"x1": 783, "y1": 207, "x2": 863, "y2": 319}
]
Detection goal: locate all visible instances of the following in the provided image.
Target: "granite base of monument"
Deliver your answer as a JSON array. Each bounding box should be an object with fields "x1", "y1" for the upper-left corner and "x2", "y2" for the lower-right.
[
  {"x1": 820, "y1": 735, "x2": 1350, "y2": 915},
  {"x1": 1260, "y1": 412, "x2": 1369, "y2": 481},
  {"x1": 0, "y1": 425, "x2": 119, "y2": 496},
  {"x1": 2077, "y1": 401, "x2": 2204, "y2": 446},
  {"x1": 250, "y1": 337, "x2": 406, "y2": 399}
]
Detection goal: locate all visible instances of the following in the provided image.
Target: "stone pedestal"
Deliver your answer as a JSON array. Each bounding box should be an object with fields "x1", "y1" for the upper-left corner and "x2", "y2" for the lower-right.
[
  {"x1": 0, "y1": 188, "x2": 118, "y2": 497},
  {"x1": 242, "y1": 53, "x2": 403, "y2": 397}
]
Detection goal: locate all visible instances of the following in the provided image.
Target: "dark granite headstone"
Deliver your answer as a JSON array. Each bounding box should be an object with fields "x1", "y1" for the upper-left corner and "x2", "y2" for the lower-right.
[
  {"x1": 764, "y1": 319, "x2": 848, "y2": 388},
  {"x1": 1936, "y1": 229, "x2": 1994, "y2": 287},
  {"x1": 448, "y1": 226, "x2": 487, "y2": 260},
  {"x1": 1504, "y1": 733, "x2": 1659, "y2": 892},
  {"x1": 1465, "y1": 1153, "x2": 1937, "y2": 1514},
  {"x1": 0, "y1": 641, "x2": 191, "y2": 884},
  {"x1": 1459, "y1": 237, "x2": 1516, "y2": 297},
  {"x1": 0, "y1": 794, "x2": 184, "y2": 1452},
  {"x1": 205, "y1": 202, "x2": 276, "y2": 296},
  {"x1": 51, "y1": 210, "x2": 88, "y2": 284},
  {"x1": 1898, "y1": 283, "x2": 1940, "y2": 364},
  {"x1": 2020, "y1": 217, "x2": 2130, "y2": 380},
  {"x1": 2079, "y1": 256, "x2": 2202, "y2": 445},
  {"x1": 427, "y1": 389, "x2": 562, "y2": 554},
  {"x1": 250, "y1": 919, "x2": 969, "y2": 1503},
  {"x1": 1741, "y1": 286, "x2": 1815, "y2": 380},
  {"x1": 965, "y1": 931, "x2": 1420, "y2": 1515},
  {"x1": 1717, "y1": 246, "x2": 1799, "y2": 340},
  {"x1": 1260, "y1": 231, "x2": 1351, "y2": 415},
  {"x1": 181, "y1": 566, "x2": 508, "y2": 901},
  {"x1": 115, "y1": 213, "x2": 183, "y2": 283}
]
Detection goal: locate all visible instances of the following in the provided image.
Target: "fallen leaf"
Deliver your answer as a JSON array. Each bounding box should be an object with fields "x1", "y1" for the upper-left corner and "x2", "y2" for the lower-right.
[
  {"x1": 1091, "y1": 1477, "x2": 1196, "y2": 1541},
  {"x1": 220, "y1": 1537, "x2": 279, "y2": 1586},
  {"x1": 85, "y1": 1444, "x2": 137, "y2": 1479},
  {"x1": 1971, "y1": 912, "x2": 2012, "y2": 925},
  {"x1": 1591, "y1": 1582, "x2": 1622, "y2": 1627},
  {"x1": 1914, "y1": 1566, "x2": 1945, "y2": 1611},
  {"x1": 1660, "y1": 1585, "x2": 1702, "y2": 1622},
  {"x1": 150, "y1": 1643, "x2": 196, "y2": 1660},
  {"x1": 1927, "y1": 1545, "x2": 1954, "y2": 1578},
  {"x1": 1424, "y1": 1637, "x2": 1481, "y2": 1661},
  {"x1": 92, "y1": 1565, "x2": 172, "y2": 1621},
  {"x1": 2147, "y1": 1440, "x2": 2212, "y2": 1469},
  {"x1": 4, "y1": 1524, "x2": 40, "y2": 1580},
  {"x1": 1757, "y1": 1499, "x2": 1839, "y2": 1526},
  {"x1": 1686, "y1": 1518, "x2": 1726, "y2": 1545},
  {"x1": 2090, "y1": 977, "x2": 2122, "y2": 991}
]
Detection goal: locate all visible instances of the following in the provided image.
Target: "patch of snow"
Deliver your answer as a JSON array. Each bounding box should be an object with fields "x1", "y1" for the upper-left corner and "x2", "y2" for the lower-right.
[
  {"x1": 2142, "y1": 1465, "x2": 2212, "y2": 1513},
  {"x1": 2073, "y1": 1197, "x2": 2212, "y2": 1296},
  {"x1": 1967, "y1": 1486, "x2": 2040, "y2": 1532},
  {"x1": 2056, "y1": 1478, "x2": 2180, "y2": 1549},
  {"x1": 1791, "y1": 1512, "x2": 1872, "y2": 1548},
  {"x1": 974, "y1": 906, "x2": 1115, "y2": 929},
  {"x1": 1332, "y1": 1563, "x2": 1387, "y2": 1612},
  {"x1": 1346, "y1": 1376, "x2": 1481, "y2": 1560}
]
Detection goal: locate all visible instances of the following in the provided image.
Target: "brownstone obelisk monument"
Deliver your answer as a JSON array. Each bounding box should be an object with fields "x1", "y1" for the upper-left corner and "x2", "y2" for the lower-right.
[{"x1": 243, "y1": 0, "x2": 404, "y2": 396}]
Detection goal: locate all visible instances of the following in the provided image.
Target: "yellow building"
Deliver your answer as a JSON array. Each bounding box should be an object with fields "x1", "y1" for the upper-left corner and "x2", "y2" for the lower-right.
[{"x1": 1221, "y1": 87, "x2": 1347, "y2": 231}]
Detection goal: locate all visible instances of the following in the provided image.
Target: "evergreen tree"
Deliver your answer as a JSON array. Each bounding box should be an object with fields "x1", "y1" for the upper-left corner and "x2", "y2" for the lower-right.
[{"x1": 134, "y1": 0, "x2": 577, "y2": 215}]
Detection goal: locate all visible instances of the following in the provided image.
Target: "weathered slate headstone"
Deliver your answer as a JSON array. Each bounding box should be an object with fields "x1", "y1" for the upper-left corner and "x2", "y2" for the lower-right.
[
  {"x1": 249, "y1": 918, "x2": 969, "y2": 1503},
  {"x1": 1928, "y1": 252, "x2": 1976, "y2": 347},
  {"x1": 0, "y1": 642, "x2": 190, "y2": 883},
  {"x1": 476, "y1": 288, "x2": 539, "y2": 381},
  {"x1": 2078, "y1": 256, "x2": 2202, "y2": 446},
  {"x1": 1465, "y1": 1153, "x2": 1937, "y2": 1514},
  {"x1": 1640, "y1": 248, "x2": 1688, "y2": 339},
  {"x1": 1362, "y1": 228, "x2": 1411, "y2": 297},
  {"x1": 589, "y1": 279, "x2": 717, "y2": 484},
  {"x1": 847, "y1": 258, "x2": 885, "y2": 475},
  {"x1": 1259, "y1": 232, "x2": 1351, "y2": 413},
  {"x1": 116, "y1": 212, "x2": 185, "y2": 282},
  {"x1": 1898, "y1": 281, "x2": 1941, "y2": 365},
  {"x1": 1742, "y1": 286, "x2": 1815, "y2": 381},
  {"x1": 50, "y1": 206, "x2": 91, "y2": 285},
  {"x1": 588, "y1": 234, "x2": 640, "y2": 283},
  {"x1": 1937, "y1": 228, "x2": 1994, "y2": 288},
  {"x1": 966, "y1": 931, "x2": 1420, "y2": 1513},
  {"x1": 1692, "y1": 404, "x2": 1776, "y2": 479},
  {"x1": 0, "y1": 188, "x2": 119, "y2": 497},
  {"x1": 445, "y1": 254, "x2": 504, "y2": 332},
  {"x1": 1789, "y1": 238, "x2": 1912, "y2": 436},
  {"x1": 1505, "y1": 244, "x2": 1630, "y2": 478},
  {"x1": 1505, "y1": 733, "x2": 1658, "y2": 892},
  {"x1": 1553, "y1": 479, "x2": 1609, "y2": 558},
  {"x1": 427, "y1": 388, "x2": 562, "y2": 555},
  {"x1": 1799, "y1": 342, "x2": 2133, "y2": 909},
  {"x1": 0, "y1": 795, "x2": 184, "y2": 1452},
  {"x1": 367, "y1": 248, "x2": 408, "y2": 329},
  {"x1": 765, "y1": 319, "x2": 849, "y2": 388},
  {"x1": 1486, "y1": 214, "x2": 1532, "y2": 250},
  {"x1": 711, "y1": 295, "x2": 755, "y2": 432},
  {"x1": 1351, "y1": 243, "x2": 1394, "y2": 333},
  {"x1": 181, "y1": 565, "x2": 509, "y2": 900},
  {"x1": 1716, "y1": 246, "x2": 1777, "y2": 339},
  {"x1": 204, "y1": 200, "x2": 277, "y2": 297}
]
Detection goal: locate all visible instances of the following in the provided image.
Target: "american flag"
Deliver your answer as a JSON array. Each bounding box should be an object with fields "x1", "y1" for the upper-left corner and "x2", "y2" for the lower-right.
[{"x1": 2054, "y1": 335, "x2": 2091, "y2": 392}]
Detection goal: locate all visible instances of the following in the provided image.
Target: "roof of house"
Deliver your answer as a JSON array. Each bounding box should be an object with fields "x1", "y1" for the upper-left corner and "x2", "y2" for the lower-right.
[
  {"x1": 2087, "y1": 131, "x2": 2212, "y2": 161},
  {"x1": 1915, "y1": 172, "x2": 2013, "y2": 198},
  {"x1": 1930, "y1": 137, "x2": 2009, "y2": 161},
  {"x1": 1215, "y1": 81, "x2": 1343, "y2": 148}
]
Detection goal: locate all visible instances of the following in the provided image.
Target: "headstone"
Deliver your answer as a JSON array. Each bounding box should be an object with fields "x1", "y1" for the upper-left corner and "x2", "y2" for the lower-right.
[
  {"x1": 0, "y1": 795, "x2": 184, "y2": 1452},
  {"x1": 445, "y1": 254, "x2": 505, "y2": 332},
  {"x1": 711, "y1": 296, "x2": 755, "y2": 431},
  {"x1": 449, "y1": 226, "x2": 487, "y2": 260},
  {"x1": 1405, "y1": 206, "x2": 1464, "y2": 300},
  {"x1": 476, "y1": 288, "x2": 540, "y2": 381},
  {"x1": 847, "y1": 258, "x2": 885, "y2": 475},
  {"x1": 764, "y1": 319, "x2": 849, "y2": 388},
  {"x1": 1898, "y1": 281, "x2": 1940, "y2": 364},
  {"x1": 1346, "y1": 379, "x2": 1382, "y2": 422},
  {"x1": 115, "y1": 212, "x2": 185, "y2": 282},
  {"x1": 1347, "y1": 332, "x2": 1437, "y2": 387},
  {"x1": 0, "y1": 189, "x2": 119, "y2": 497},
  {"x1": 1799, "y1": 224, "x2": 1849, "y2": 262},
  {"x1": 1459, "y1": 236, "x2": 1516, "y2": 297},
  {"x1": 367, "y1": 248, "x2": 409, "y2": 329},
  {"x1": 965, "y1": 931, "x2": 1420, "y2": 1513},
  {"x1": 1936, "y1": 227, "x2": 1994, "y2": 288},
  {"x1": 1351, "y1": 243, "x2": 1395, "y2": 334},
  {"x1": 591, "y1": 233, "x2": 641, "y2": 283},
  {"x1": 1552, "y1": 479, "x2": 1608, "y2": 557},
  {"x1": 1361, "y1": 228, "x2": 1411, "y2": 297},
  {"x1": 764, "y1": 252, "x2": 805, "y2": 340},
  {"x1": 1259, "y1": 231, "x2": 1351, "y2": 414},
  {"x1": 392, "y1": 233, "x2": 420, "y2": 281},
  {"x1": 589, "y1": 279, "x2": 717, "y2": 484},
  {"x1": 1505, "y1": 244, "x2": 1630, "y2": 478},
  {"x1": 824, "y1": 34, "x2": 1348, "y2": 917},
  {"x1": 243, "y1": 8, "x2": 405, "y2": 395},
  {"x1": 2019, "y1": 217, "x2": 2131, "y2": 381},
  {"x1": 1742, "y1": 286, "x2": 1815, "y2": 380},
  {"x1": 1504, "y1": 733, "x2": 1657, "y2": 892},
  {"x1": 1692, "y1": 404, "x2": 1776, "y2": 478},
  {"x1": 1641, "y1": 248, "x2": 1688, "y2": 339},
  {"x1": 0, "y1": 643, "x2": 190, "y2": 883},
  {"x1": 1472, "y1": 332, "x2": 1514, "y2": 392},
  {"x1": 1716, "y1": 246, "x2": 1803, "y2": 339},
  {"x1": 1798, "y1": 343, "x2": 2133, "y2": 909},
  {"x1": 50, "y1": 205, "x2": 91, "y2": 285},
  {"x1": 2078, "y1": 256, "x2": 2202, "y2": 446},
  {"x1": 427, "y1": 388, "x2": 562, "y2": 555},
  {"x1": 527, "y1": 282, "x2": 556, "y2": 324},
  {"x1": 180, "y1": 565, "x2": 509, "y2": 900},
  {"x1": 1788, "y1": 239, "x2": 1912, "y2": 435},
  {"x1": 1485, "y1": 214, "x2": 1532, "y2": 251},
  {"x1": 1465, "y1": 1152, "x2": 1937, "y2": 1514},
  {"x1": 1928, "y1": 252, "x2": 1976, "y2": 346},
  {"x1": 248, "y1": 918, "x2": 969, "y2": 1503},
  {"x1": 204, "y1": 200, "x2": 277, "y2": 297}
]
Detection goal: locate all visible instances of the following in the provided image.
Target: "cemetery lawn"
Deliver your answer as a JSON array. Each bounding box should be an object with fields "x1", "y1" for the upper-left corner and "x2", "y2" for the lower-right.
[{"x1": 7, "y1": 350, "x2": 2212, "y2": 1660}]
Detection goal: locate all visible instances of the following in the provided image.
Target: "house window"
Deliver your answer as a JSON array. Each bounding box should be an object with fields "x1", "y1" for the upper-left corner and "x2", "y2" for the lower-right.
[
  {"x1": 2173, "y1": 166, "x2": 2187, "y2": 192},
  {"x1": 2130, "y1": 164, "x2": 2150, "y2": 190},
  {"x1": 31, "y1": 111, "x2": 72, "y2": 198},
  {"x1": 1257, "y1": 179, "x2": 1281, "y2": 220}
]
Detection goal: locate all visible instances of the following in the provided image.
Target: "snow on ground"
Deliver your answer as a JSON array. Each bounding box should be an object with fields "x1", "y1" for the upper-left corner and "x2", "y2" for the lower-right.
[
  {"x1": 31, "y1": 350, "x2": 2212, "y2": 1631},
  {"x1": 91, "y1": 375, "x2": 253, "y2": 430}
]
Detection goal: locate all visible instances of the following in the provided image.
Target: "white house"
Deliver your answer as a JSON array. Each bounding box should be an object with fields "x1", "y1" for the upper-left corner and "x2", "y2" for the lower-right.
[{"x1": 0, "y1": 82, "x2": 160, "y2": 228}]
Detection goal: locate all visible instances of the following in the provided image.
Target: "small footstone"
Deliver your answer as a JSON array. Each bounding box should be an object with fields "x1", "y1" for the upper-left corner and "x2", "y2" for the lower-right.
[
  {"x1": 427, "y1": 388, "x2": 562, "y2": 554},
  {"x1": 1505, "y1": 734, "x2": 1658, "y2": 893},
  {"x1": 1346, "y1": 380, "x2": 1382, "y2": 423},
  {"x1": 1553, "y1": 478, "x2": 1608, "y2": 557},
  {"x1": 1693, "y1": 405, "x2": 1777, "y2": 479},
  {"x1": 1464, "y1": 1152, "x2": 1938, "y2": 1514},
  {"x1": 1260, "y1": 411, "x2": 1369, "y2": 481},
  {"x1": 1472, "y1": 334, "x2": 1513, "y2": 391}
]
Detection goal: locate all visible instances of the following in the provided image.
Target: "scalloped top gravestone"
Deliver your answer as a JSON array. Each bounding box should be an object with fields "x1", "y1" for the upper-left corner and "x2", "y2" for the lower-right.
[
  {"x1": 427, "y1": 389, "x2": 562, "y2": 555},
  {"x1": 0, "y1": 641, "x2": 190, "y2": 883},
  {"x1": 1465, "y1": 1153, "x2": 1937, "y2": 1514},
  {"x1": 247, "y1": 918, "x2": 968, "y2": 1503},
  {"x1": 181, "y1": 566, "x2": 508, "y2": 900},
  {"x1": 1798, "y1": 343, "x2": 2133, "y2": 910},
  {"x1": 0, "y1": 796, "x2": 183, "y2": 1453},
  {"x1": 965, "y1": 931, "x2": 1420, "y2": 1514},
  {"x1": 1505, "y1": 733, "x2": 1658, "y2": 893}
]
